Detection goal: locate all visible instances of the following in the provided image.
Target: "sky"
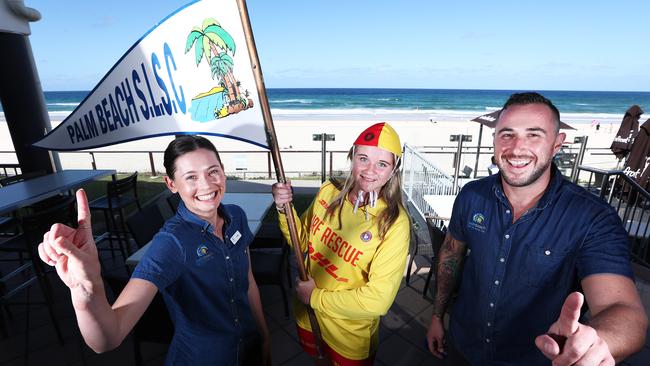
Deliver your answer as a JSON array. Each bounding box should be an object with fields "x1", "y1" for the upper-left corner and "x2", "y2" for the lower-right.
[{"x1": 23, "y1": 0, "x2": 650, "y2": 92}]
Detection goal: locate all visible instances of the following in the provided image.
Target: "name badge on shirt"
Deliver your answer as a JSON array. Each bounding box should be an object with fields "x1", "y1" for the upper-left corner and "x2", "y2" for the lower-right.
[{"x1": 230, "y1": 230, "x2": 242, "y2": 245}]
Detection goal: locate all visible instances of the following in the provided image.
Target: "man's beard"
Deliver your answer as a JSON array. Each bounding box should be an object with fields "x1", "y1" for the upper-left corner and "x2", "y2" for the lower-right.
[{"x1": 498, "y1": 156, "x2": 552, "y2": 187}]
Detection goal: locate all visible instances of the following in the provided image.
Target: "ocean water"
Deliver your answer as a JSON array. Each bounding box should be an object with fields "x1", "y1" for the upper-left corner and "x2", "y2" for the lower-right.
[
  {"x1": 6, "y1": 88, "x2": 650, "y2": 124},
  {"x1": 268, "y1": 88, "x2": 650, "y2": 114}
]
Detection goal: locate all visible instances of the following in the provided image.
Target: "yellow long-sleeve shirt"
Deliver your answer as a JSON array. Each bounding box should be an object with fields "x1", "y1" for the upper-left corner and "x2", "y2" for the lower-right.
[{"x1": 278, "y1": 180, "x2": 410, "y2": 359}]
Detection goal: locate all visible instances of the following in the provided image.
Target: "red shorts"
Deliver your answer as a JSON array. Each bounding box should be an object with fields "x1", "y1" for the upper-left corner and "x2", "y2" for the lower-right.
[{"x1": 297, "y1": 327, "x2": 375, "y2": 366}]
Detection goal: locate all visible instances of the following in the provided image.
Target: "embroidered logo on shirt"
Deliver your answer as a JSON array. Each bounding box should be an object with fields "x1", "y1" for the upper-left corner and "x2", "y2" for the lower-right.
[
  {"x1": 196, "y1": 245, "x2": 209, "y2": 257},
  {"x1": 360, "y1": 231, "x2": 372, "y2": 242},
  {"x1": 468, "y1": 212, "x2": 487, "y2": 233},
  {"x1": 195, "y1": 244, "x2": 214, "y2": 265}
]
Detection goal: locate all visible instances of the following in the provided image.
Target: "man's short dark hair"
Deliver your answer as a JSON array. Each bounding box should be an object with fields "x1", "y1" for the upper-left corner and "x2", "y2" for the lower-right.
[{"x1": 499, "y1": 92, "x2": 560, "y2": 133}]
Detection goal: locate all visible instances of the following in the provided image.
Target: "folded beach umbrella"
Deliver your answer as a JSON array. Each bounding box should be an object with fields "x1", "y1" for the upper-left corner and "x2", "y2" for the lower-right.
[
  {"x1": 610, "y1": 105, "x2": 643, "y2": 160},
  {"x1": 623, "y1": 118, "x2": 650, "y2": 190},
  {"x1": 470, "y1": 110, "x2": 501, "y2": 128},
  {"x1": 470, "y1": 109, "x2": 576, "y2": 130}
]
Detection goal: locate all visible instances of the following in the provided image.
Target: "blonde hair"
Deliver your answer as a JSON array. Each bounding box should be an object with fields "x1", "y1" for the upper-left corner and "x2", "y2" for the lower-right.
[{"x1": 325, "y1": 147, "x2": 406, "y2": 240}]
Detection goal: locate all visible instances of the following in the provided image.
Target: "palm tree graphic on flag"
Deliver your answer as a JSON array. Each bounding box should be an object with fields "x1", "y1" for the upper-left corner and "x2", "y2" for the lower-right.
[{"x1": 185, "y1": 18, "x2": 253, "y2": 122}]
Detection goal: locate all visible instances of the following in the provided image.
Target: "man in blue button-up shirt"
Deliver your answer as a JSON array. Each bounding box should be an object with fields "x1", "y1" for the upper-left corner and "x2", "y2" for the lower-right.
[{"x1": 426, "y1": 92, "x2": 648, "y2": 365}]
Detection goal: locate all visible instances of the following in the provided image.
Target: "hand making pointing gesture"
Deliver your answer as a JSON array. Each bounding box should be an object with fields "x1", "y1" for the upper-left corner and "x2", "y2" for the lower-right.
[
  {"x1": 535, "y1": 292, "x2": 615, "y2": 366},
  {"x1": 37, "y1": 189, "x2": 102, "y2": 304},
  {"x1": 35, "y1": 137, "x2": 275, "y2": 364}
]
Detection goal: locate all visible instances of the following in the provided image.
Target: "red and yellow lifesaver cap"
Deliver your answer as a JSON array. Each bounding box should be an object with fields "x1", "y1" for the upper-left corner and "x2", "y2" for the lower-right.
[{"x1": 353, "y1": 122, "x2": 402, "y2": 157}]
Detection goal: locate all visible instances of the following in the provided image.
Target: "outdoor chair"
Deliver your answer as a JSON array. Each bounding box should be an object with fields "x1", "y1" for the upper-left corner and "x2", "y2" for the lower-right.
[
  {"x1": 0, "y1": 170, "x2": 47, "y2": 237},
  {"x1": 405, "y1": 216, "x2": 429, "y2": 286},
  {"x1": 166, "y1": 192, "x2": 181, "y2": 214},
  {"x1": 104, "y1": 276, "x2": 173, "y2": 366},
  {"x1": 405, "y1": 203, "x2": 439, "y2": 288},
  {"x1": 0, "y1": 215, "x2": 19, "y2": 239},
  {"x1": 460, "y1": 165, "x2": 473, "y2": 178},
  {"x1": 108, "y1": 196, "x2": 171, "y2": 365},
  {"x1": 250, "y1": 223, "x2": 291, "y2": 317},
  {"x1": 0, "y1": 170, "x2": 46, "y2": 187},
  {"x1": 89, "y1": 172, "x2": 141, "y2": 259},
  {"x1": 126, "y1": 202, "x2": 165, "y2": 249},
  {"x1": 422, "y1": 217, "x2": 446, "y2": 298},
  {"x1": 1, "y1": 186, "x2": 75, "y2": 271},
  {"x1": 0, "y1": 195, "x2": 75, "y2": 350}
]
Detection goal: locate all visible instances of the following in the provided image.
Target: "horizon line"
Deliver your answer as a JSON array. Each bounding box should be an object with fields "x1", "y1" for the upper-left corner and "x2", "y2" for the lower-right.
[{"x1": 41, "y1": 87, "x2": 650, "y2": 93}]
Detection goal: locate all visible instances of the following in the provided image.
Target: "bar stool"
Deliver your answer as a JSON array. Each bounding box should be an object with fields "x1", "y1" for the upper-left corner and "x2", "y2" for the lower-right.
[
  {"x1": 89, "y1": 172, "x2": 141, "y2": 259},
  {"x1": 111, "y1": 200, "x2": 171, "y2": 366},
  {"x1": 0, "y1": 170, "x2": 46, "y2": 237},
  {"x1": 126, "y1": 202, "x2": 165, "y2": 249},
  {"x1": 422, "y1": 217, "x2": 446, "y2": 298},
  {"x1": 250, "y1": 224, "x2": 291, "y2": 317},
  {"x1": 166, "y1": 192, "x2": 181, "y2": 214},
  {"x1": 0, "y1": 216, "x2": 20, "y2": 239},
  {"x1": 0, "y1": 170, "x2": 46, "y2": 187},
  {"x1": 0, "y1": 195, "x2": 75, "y2": 348},
  {"x1": 104, "y1": 276, "x2": 173, "y2": 366}
]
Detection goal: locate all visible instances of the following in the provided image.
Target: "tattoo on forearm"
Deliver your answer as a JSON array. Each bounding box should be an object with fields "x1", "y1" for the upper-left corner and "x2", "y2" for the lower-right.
[{"x1": 432, "y1": 234, "x2": 466, "y2": 317}]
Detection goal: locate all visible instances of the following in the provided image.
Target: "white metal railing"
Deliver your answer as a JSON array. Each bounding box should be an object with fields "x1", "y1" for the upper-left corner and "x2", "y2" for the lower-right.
[{"x1": 402, "y1": 144, "x2": 455, "y2": 220}]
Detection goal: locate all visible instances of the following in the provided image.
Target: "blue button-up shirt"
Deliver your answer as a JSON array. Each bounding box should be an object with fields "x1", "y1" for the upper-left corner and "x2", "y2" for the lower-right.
[
  {"x1": 132, "y1": 201, "x2": 258, "y2": 366},
  {"x1": 447, "y1": 165, "x2": 633, "y2": 365}
]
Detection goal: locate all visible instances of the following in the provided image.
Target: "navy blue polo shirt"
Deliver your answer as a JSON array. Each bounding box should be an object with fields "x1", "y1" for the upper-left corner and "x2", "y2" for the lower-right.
[
  {"x1": 132, "y1": 201, "x2": 258, "y2": 366},
  {"x1": 447, "y1": 165, "x2": 633, "y2": 365}
]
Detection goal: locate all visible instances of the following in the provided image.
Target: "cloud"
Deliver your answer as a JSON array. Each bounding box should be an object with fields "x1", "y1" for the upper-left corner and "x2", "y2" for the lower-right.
[
  {"x1": 539, "y1": 62, "x2": 575, "y2": 68},
  {"x1": 460, "y1": 31, "x2": 494, "y2": 40},
  {"x1": 91, "y1": 16, "x2": 116, "y2": 28}
]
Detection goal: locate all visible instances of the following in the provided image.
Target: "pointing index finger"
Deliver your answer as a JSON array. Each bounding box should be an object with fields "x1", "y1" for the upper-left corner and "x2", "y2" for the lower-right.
[
  {"x1": 76, "y1": 189, "x2": 92, "y2": 229},
  {"x1": 557, "y1": 291, "x2": 584, "y2": 336}
]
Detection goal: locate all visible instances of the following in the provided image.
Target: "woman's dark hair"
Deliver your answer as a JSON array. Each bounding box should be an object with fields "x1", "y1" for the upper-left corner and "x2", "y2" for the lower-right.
[{"x1": 163, "y1": 135, "x2": 223, "y2": 179}]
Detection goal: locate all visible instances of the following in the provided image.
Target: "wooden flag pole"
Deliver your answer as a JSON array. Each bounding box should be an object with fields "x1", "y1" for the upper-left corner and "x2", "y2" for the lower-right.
[{"x1": 236, "y1": 0, "x2": 329, "y2": 363}]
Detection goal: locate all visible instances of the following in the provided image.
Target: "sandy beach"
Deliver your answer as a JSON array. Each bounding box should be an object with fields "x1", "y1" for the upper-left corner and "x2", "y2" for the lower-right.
[{"x1": 0, "y1": 112, "x2": 627, "y2": 177}]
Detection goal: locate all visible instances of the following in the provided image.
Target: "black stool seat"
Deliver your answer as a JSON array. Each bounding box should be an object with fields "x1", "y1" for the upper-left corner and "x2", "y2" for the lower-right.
[
  {"x1": 0, "y1": 216, "x2": 18, "y2": 237},
  {"x1": 251, "y1": 250, "x2": 286, "y2": 277},
  {"x1": 126, "y1": 201, "x2": 166, "y2": 249},
  {"x1": 89, "y1": 195, "x2": 139, "y2": 210},
  {"x1": 0, "y1": 195, "x2": 76, "y2": 350},
  {"x1": 250, "y1": 224, "x2": 291, "y2": 317},
  {"x1": 423, "y1": 218, "x2": 446, "y2": 298},
  {"x1": 105, "y1": 275, "x2": 173, "y2": 366},
  {"x1": 89, "y1": 172, "x2": 141, "y2": 261}
]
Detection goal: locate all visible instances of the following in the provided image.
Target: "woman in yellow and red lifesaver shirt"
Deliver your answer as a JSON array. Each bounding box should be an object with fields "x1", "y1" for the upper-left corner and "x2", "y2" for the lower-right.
[{"x1": 273, "y1": 122, "x2": 410, "y2": 365}]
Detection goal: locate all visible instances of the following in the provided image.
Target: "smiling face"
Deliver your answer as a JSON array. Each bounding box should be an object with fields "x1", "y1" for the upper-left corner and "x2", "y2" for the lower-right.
[
  {"x1": 494, "y1": 103, "x2": 565, "y2": 189},
  {"x1": 164, "y1": 148, "x2": 226, "y2": 222},
  {"x1": 350, "y1": 145, "x2": 396, "y2": 194}
]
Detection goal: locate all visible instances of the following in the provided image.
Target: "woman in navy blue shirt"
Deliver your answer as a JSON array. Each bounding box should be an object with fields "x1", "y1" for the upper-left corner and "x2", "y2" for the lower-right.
[{"x1": 38, "y1": 136, "x2": 270, "y2": 365}]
